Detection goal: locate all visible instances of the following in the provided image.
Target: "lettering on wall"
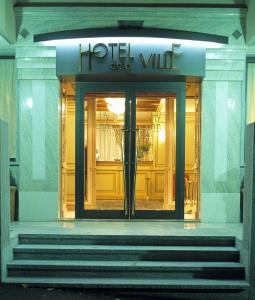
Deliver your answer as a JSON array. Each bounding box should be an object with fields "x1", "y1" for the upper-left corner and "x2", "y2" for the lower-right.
[{"x1": 79, "y1": 42, "x2": 182, "y2": 71}]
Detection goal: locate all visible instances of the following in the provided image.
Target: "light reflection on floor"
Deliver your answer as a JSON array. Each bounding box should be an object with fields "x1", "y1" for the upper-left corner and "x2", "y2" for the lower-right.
[{"x1": 10, "y1": 221, "x2": 242, "y2": 240}]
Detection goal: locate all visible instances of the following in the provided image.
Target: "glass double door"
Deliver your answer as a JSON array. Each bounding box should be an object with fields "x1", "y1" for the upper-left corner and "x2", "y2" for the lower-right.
[{"x1": 75, "y1": 83, "x2": 185, "y2": 219}]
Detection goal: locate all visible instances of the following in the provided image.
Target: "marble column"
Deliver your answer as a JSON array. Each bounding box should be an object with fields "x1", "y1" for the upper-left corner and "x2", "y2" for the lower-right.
[
  {"x1": 200, "y1": 48, "x2": 246, "y2": 223},
  {"x1": 16, "y1": 45, "x2": 60, "y2": 221},
  {"x1": 243, "y1": 122, "x2": 255, "y2": 297},
  {"x1": 0, "y1": 120, "x2": 10, "y2": 281}
]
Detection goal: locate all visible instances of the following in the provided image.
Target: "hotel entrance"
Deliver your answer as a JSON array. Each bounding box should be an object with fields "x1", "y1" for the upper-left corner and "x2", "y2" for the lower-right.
[{"x1": 61, "y1": 82, "x2": 200, "y2": 220}]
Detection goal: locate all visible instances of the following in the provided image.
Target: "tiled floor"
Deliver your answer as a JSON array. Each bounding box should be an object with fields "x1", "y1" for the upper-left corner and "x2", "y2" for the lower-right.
[{"x1": 10, "y1": 221, "x2": 243, "y2": 240}]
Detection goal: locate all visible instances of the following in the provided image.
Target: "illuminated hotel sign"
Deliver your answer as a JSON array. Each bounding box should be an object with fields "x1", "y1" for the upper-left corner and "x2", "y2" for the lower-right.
[
  {"x1": 56, "y1": 40, "x2": 206, "y2": 78},
  {"x1": 79, "y1": 42, "x2": 182, "y2": 71}
]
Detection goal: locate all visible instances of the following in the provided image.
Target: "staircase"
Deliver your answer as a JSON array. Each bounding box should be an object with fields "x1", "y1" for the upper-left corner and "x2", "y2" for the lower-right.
[{"x1": 6, "y1": 234, "x2": 248, "y2": 291}]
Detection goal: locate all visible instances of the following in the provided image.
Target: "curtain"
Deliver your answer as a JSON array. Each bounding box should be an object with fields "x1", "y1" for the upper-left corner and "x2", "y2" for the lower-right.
[
  {"x1": 247, "y1": 63, "x2": 255, "y2": 124},
  {"x1": 0, "y1": 59, "x2": 16, "y2": 158},
  {"x1": 96, "y1": 125, "x2": 122, "y2": 161}
]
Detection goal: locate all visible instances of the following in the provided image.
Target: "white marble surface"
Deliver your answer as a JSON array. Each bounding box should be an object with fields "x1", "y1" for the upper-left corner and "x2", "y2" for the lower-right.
[
  {"x1": 19, "y1": 192, "x2": 59, "y2": 221},
  {"x1": 14, "y1": 7, "x2": 248, "y2": 224},
  {"x1": 201, "y1": 193, "x2": 240, "y2": 223},
  {"x1": 32, "y1": 81, "x2": 46, "y2": 180},
  {"x1": 15, "y1": 46, "x2": 56, "y2": 58},
  {"x1": 10, "y1": 220, "x2": 243, "y2": 240},
  {"x1": 243, "y1": 123, "x2": 255, "y2": 286},
  {"x1": 17, "y1": 57, "x2": 56, "y2": 69},
  {"x1": 14, "y1": 7, "x2": 246, "y2": 47},
  {"x1": 0, "y1": 121, "x2": 10, "y2": 279},
  {"x1": 205, "y1": 60, "x2": 245, "y2": 71},
  {"x1": 17, "y1": 68, "x2": 57, "y2": 80},
  {"x1": 206, "y1": 48, "x2": 247, "y2": 60},
  {"x1": 214, "y1": 82, "x2": 228, "y2": 181},
  {"x1": 19, "y1": 79, "x2": 59, "y2": 191},
  {"x1": 201, "y1": 47, "x2": 245, "y2": 209},
  {"x1": 0, "y1": 121, "x2": 10, "y2": 247}
]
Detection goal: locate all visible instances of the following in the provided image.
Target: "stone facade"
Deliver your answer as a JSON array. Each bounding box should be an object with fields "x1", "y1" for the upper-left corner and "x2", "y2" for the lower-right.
[{"x1": 14, "y1": 6, "x2": 249, "y2": 222}]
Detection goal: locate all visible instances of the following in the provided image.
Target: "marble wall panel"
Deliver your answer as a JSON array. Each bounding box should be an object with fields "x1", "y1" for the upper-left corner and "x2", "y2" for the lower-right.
[
  {"x1": 201, "y1": 80, "x2": 243, "y2": 194},
  {"x1": 14, "y1": 7, "x2": 246, "y2": 47},
  {"x1": 19, "y1": 192, "x2": 58, "y2": 221},
  {"x1": 242, "y1": 123, "x2": 255, "y2": 287},
  {"x1": 201, "y1": 193, "x2": 240, "y2": 223},
  {"x1": 17, "y1": 58, "x2": 56, "y2": 69},
  {"x1": 206, "y1": 49, "x2": 246, "y2": 60},
  {"x1": 19, "y1": 79, "x2": 59, "y2": 192},
  {"x1": 16, "y1": 45, "x2": 60, "y2": 221},
  {"x1": 15, "y1": 46, "x2": 56, "y2": 58},
  {"x1": 204, "y1": 70, "x2": 245, "y2": 81},
  {"x1": 18, "y1": 69, "x2": 57, "y2": 80},
  {"x1": 0, "y1": 121, "x2": 10, "y2": 245},
  {"x1": 0, "y1": 121, "x2": 10, "y2": 280},
  {"x1": 200, "y1": 48, "x2": 245, "y2": 222},
  {"x1": 201, "y1": 81, "x2": 216, "y2": 193},
  {"x1": 205, "y1": 60, "x2": 246, "y2": 71}
]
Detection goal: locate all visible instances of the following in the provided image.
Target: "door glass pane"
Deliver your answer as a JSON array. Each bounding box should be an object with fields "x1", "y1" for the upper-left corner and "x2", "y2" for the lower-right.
[
  {"x1": 134, "y1": 93, "x2": 176, "y2": 211},
  {"x1": 84, "y1": 93, "x2": 125, "y2": 210}
]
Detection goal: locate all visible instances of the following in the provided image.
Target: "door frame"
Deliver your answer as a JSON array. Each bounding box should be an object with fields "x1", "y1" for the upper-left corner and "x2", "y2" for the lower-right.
[{"x1": 75, "y1": 82, "x2": 186, "y2": 219}]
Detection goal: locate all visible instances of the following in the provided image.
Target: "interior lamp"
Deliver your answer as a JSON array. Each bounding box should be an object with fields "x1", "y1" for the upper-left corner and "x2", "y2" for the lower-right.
[{"x1": 105, "y1": 98, "x2": 125, "y2": 115}]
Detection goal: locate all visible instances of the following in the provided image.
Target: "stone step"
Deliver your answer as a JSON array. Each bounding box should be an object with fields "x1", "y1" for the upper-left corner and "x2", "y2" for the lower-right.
[
  {"x1": 7, "y1": 260, "x2": 245, "y2": 280},
  {"x1": 13, "y1": 245, "x2": 239, "y2": 262},
  {"x1": 18, "y1": 234, "x2": 236, "y2": 247},
  {"x1": 5, "y1": 277, "x2": 249, "y2": 291}
]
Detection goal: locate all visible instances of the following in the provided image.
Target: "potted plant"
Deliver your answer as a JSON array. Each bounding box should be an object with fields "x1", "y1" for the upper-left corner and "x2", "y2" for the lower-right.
[{"x1": 137, "y1": 142, "x2": 151, "y2": 160}]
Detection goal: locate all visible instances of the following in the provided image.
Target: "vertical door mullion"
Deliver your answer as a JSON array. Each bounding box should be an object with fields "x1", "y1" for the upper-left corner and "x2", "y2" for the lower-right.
[
  {"x1": 129, "y1": 91, "x2": 137, "y2": 218},
  {"x1": 75, "y1": 82, "x2": 84, "y2": 218},
  {"x1": 175, "y1": 88, "x2": 185, "y2": 219},
  {"x1": 124, "y1": 95, "x2": 130, "y2": 216}
]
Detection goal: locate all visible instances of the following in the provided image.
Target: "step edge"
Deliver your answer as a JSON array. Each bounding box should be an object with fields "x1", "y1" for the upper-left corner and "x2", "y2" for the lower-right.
[{"x1": 4, "y1": 277, "x2": 249, "y2": 289}]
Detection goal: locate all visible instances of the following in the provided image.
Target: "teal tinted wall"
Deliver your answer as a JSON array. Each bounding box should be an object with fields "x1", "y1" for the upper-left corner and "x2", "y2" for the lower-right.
[
  {"x1": 14, "y1": 6, "x2": 248, "y2": 222},
  {"x1": 16, "y1": 46, "x2": 59, "y2": 221},
  {"x1": 201, "y1": 49, "x2": 246, "y2": 222}
]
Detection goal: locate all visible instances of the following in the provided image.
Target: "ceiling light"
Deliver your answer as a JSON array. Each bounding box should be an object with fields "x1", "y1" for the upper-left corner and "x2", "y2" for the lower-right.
[
  {"x1": 39, "y1": 37, "x2": 222, "y2": 48},
  {"x1": 105, "y1": 98, "x2": 125, "y2": 115},
  {"x1": 34, "y1": 28, "x2": 228, "y2": 48}
]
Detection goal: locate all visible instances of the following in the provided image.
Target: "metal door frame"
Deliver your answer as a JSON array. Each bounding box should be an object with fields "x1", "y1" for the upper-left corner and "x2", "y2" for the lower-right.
[{"x1": 75, "y1": 82, "x2": 185, "y2": 219}]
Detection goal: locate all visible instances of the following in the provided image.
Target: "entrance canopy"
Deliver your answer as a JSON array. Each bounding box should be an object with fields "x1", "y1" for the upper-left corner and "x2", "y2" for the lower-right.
[{"x1": 34, "y1": 28, "x2": 228, "y2": 81}]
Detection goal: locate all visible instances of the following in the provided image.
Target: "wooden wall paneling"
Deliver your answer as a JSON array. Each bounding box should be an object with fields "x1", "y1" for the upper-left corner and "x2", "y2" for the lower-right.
[
  {"x1": 87, "y1": 97, "x2": 96, "y2": 207},
  {"x1": 164, "y1": 97, "x2": 174, "y2": 209}
]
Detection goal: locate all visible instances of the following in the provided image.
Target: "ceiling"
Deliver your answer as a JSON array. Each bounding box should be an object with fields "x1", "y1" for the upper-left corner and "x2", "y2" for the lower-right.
[{"x1": 0, "y1": 0, "x2": 248, "y2": 56}]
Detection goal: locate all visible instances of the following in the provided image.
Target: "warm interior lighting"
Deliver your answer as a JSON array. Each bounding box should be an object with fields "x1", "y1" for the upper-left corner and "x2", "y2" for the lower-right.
[
  {"x1": 160, "y1": 98, "x2": 166, "y2": 112},
  {"x1": 158, "y1": 127, "x2": 166, "y2": 142},
  {"x1": 105, "y1": 98, "x2": 125, "y2": 115}
]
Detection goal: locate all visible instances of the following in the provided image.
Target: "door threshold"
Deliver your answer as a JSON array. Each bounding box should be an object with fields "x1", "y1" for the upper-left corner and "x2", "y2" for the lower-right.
[{"x1": 59, "y1": 218, "x2": 200, "y2": 222}]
